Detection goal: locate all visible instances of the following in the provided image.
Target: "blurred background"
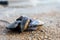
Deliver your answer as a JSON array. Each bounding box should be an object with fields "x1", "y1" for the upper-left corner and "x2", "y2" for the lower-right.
[{"x1": 0, "y1": 0, "x2": 60, "y2": 21}]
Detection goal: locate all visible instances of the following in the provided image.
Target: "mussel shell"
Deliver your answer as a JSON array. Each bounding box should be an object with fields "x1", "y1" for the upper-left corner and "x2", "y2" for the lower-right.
[
  {"x1": 6, "y1": 21, "x2": 21, "y2": 30},
  {"x1": 29, "y1": 20, "x2": 44, "y2": 26},
  {"x1": 20, "y1": 17, "x2": 30, "y2": 32}
]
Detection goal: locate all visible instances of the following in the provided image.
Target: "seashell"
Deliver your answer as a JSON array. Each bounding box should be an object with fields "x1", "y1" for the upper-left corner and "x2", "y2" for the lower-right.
[
  {"x1": 6, "y1": 16, "x2": 44, "y2": 33},
  {"x1": 6, "y1": 21, "x2": 21, "y2": 30},
  {"x1": 20, "y1": 17, "x2": 30, "y2": 32},
  {"x1": 29, "y1": 19, "x2": 44, "y2": 26}
]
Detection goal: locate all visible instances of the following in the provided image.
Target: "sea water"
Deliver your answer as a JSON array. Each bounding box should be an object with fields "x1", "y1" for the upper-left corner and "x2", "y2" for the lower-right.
[{"x1": 0, "y1": 0, "x2": 60, "y2": 20}]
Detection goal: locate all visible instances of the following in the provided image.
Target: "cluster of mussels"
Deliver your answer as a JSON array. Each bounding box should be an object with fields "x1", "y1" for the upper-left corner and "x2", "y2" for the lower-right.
[{"x1": 6, "y1": 16, "x2": 44, "y2": 33}]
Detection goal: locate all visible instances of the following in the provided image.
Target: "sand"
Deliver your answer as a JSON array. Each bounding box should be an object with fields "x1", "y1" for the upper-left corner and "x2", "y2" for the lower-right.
[{"x1": 0, "y1": 11, "x2": 60, "y2": 40}]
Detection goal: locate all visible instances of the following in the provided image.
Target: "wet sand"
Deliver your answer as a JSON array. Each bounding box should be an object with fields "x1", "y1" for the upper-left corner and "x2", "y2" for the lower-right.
[{"x1": 0, "y1": 11, "x2": 60, "y2": 40}]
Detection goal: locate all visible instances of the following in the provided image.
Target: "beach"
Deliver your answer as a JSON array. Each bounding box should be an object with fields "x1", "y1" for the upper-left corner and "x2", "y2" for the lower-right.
[{"x1": 0, "y1": 0, "x2": 60, "y2": 40}]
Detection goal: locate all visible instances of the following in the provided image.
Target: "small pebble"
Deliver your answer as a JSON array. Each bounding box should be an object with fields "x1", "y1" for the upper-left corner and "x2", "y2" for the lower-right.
[
  {"x1": 45, "y1": 36, "x2": 48, "y2": 38},
  {"x1": 40, "y1": 30, "x2": 43, "y2": 32}
]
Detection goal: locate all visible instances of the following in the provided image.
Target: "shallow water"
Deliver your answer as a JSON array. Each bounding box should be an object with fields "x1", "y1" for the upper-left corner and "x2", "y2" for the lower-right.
[{"x1": 0, "y1": 0, "x2": 60, "y2": 20}]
